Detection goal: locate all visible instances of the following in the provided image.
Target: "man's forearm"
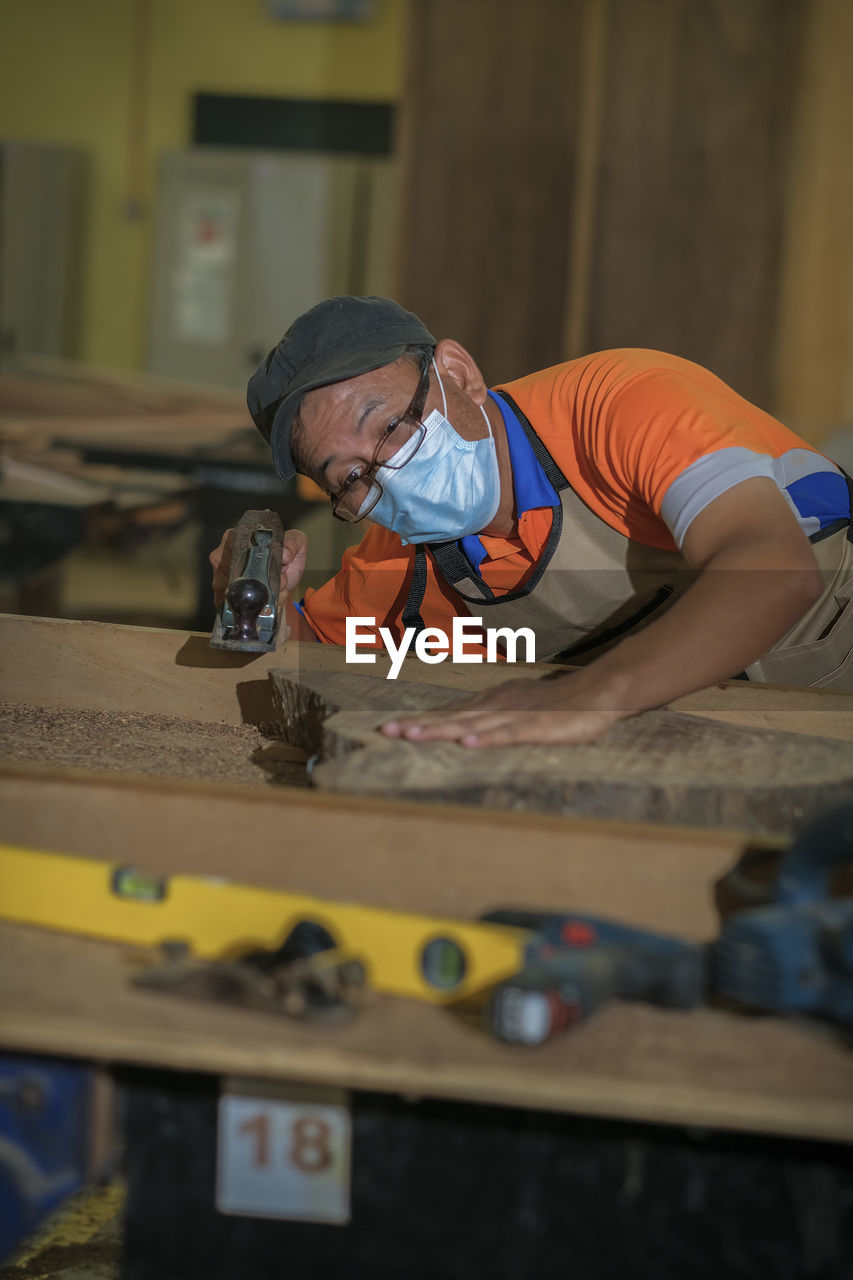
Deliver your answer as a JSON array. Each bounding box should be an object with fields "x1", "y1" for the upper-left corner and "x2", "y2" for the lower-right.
[
  {"x1": 571, "y1": 549, "x2": 823, "y2": 717},
  {"x1": 380, "y1": 480, "x2": 828, "y2": 748}
]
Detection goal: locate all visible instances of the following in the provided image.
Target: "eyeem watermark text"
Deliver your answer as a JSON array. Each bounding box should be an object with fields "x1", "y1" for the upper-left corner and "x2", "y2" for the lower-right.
[{"x1": 346, "y1": 616, "x2": 536, "y2": 680}]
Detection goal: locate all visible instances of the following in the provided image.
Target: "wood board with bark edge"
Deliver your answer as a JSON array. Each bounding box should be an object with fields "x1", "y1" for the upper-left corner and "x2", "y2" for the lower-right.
[
  {"x1": 2, "y1": 614, "x2": 852, "y2": 830},
  {"x1": 270, "y1": 662, "x2": 853, "y2": 838},
  {"x1": 1, "y1": 764, "x2": 852, "y2": 1143}
]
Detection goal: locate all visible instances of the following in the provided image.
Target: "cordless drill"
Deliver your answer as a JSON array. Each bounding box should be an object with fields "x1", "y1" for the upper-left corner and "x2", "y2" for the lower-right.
[
  {"x1": 483, "y1": 802, "x2": 853, "y2": 1048},
  {"x1": 479, "y1": 909, "x2": 705, "y2": 1047}
]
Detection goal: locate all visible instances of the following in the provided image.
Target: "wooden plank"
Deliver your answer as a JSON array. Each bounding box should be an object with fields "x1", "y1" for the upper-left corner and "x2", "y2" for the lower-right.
[
  {"x1": 288, "y1": 640, "x2": 853, "y2": 740},
  {"x1": 270, "y1": 668, "x2": 853, "y2": 838},
  {"x1": 0, "y1": 411, "x2": 256, "y2": 458},
  {"x1": 0, "y1": 767, "x2": 750, "y2": 940},
  {"x1": 0, "y1": 615, "x2": 286, "y2": 725},
  {"x1": 0, "y1": 704, "x2": 307, "y2": 788},
  {"x1": 0, "y1": 452, "x2": 190, "y2": 510},
  {"x1": 3, "y1": 617, "x2": 852, "y2": 740},
  {"x1": 665, "y1": 682, "x2": 853, "y2": 742},
  {"x1": 3, "y1": 613, "x2": 849, "y2": 1141},
  {"x1": 2, "y1": 923, "x2": 850, "y2": 1143},
  {"x1": 1, "y1": 768, "x2": 850, "y2": 1142},
  {"x1": 1, "y1": 361, "x2": 246, "y2": 415}
]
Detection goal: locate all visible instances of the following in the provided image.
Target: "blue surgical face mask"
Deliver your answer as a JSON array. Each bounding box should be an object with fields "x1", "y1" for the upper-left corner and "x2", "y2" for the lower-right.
[{"x1": 365, "y1": 363, "x2": 501, "y2": 544}]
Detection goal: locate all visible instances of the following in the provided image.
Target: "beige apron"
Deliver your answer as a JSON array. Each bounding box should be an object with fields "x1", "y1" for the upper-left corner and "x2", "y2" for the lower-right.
[
  {"x1": 405, "y1": 392, "x2": 853, "y2": 690},
  {"x1": 425, "y1": 481, "x2": 696, "y2": 664},
  {"x1": 743, "y1": 525, "x2": 853, "y2": 689}
]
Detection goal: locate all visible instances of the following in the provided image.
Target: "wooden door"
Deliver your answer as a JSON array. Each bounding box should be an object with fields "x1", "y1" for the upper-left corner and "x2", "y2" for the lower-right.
[
  {"x1": 394, "y1": 0, "x2": 585, "y2": 385},
  {"x1": 585, "y1": 0, "x2": 804, "y2": 406},
  {"x1": 394, "y1": 0, "x2": 805, "y2": 407}
]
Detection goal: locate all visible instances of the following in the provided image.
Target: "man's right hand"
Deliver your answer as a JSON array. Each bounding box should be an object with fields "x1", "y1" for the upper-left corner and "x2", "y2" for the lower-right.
[{"x1": 209, "y1": 527, "x2": 309, "y2": 608}]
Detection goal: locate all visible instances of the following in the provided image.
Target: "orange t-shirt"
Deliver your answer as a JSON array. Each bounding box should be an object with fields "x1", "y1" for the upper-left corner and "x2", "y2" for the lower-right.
[{"x1": 300, "y1": 349, "x2": 839, "y2": 644}]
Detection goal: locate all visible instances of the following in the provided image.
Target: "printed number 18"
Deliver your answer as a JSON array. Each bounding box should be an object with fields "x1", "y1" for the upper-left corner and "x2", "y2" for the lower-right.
[{"x1": 239, "y1": 1111, "x2": 333, "y2": 1173}]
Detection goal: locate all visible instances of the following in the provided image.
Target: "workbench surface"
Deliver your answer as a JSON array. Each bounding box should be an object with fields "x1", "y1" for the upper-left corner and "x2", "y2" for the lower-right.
[
  {"x1": 2, "y1": 616, "x2": 852, "y2": 1145},
  {"x1": 1, "y1": 762, "x2": 852, "y2": 1145},
  {"x1": 2, "y1": 918, "x2": 851, "y2": 1144}
]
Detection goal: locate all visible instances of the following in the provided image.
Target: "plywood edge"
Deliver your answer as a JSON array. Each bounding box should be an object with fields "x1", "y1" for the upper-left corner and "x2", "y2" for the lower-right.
[{"x1": 0, "y1": 759, "x2": 773, "y2": 853}]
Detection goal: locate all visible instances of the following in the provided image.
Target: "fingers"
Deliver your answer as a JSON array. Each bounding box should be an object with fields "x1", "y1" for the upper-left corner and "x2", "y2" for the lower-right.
[
  {"x1": 453, "y1": 712, "x2": 612, "y2": 747},
  {"x1": 380, "y1": 679, "x2": 557, "y2": 740},
  {"x1": 381, "y1": 699, "x2": 489, "y2": 740},
  {"x1": 381, "y1": 710, "x2": 514, "y2": 745},
  {"x1": 210, "y1": 525, "x2": 306, "y2": 610},
  {"x1": 281, "y1": 529, "x2": 308, "y2": 596},
  {"x1": 381, "y1": 708, "x2": 616, "y2": 748},
  {"x1": 208, "y1": 528, "x2": 235, "y2": 607}
]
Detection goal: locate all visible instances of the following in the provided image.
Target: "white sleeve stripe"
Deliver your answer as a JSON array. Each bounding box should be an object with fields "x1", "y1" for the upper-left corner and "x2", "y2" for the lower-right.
[
  {"x1": 659, "y1": 447, "x2": 840, "y2": 547},
  {"x1": 774, "y1": 446, "x2": 841, "y2": 485}
]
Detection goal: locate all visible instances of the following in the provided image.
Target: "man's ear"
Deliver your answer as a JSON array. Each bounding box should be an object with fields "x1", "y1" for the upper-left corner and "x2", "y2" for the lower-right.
[{"x1": 434, "y1": 339, "x2": 488, "y2": 404}]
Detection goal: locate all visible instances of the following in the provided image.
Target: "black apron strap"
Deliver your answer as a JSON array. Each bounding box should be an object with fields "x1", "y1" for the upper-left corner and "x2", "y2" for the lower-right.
[
  {"x1": 400, "y1": 541, "x2": 496, "y2": 639},
  {"x1": 401, "y1": 545, "x2": 429, "y2": 633},
  {"x1": 428, "y1": 541, "x2": 496, "y2": 601},
  {"x1": 400, "y1": 392, "x2": 569, "y2": 627},
  {"x1": 494, "y1": 391, "x2": 569, "y2": 490}
]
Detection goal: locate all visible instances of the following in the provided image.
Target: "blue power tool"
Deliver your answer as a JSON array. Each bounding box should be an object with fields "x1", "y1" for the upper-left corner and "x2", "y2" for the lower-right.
[
  {"x1": 477, "y1": 910, "x2": 705, "y2": 1046},
  {"x1": 712, "y1": 802, "x2": 853, "y2": 1024},
  {"x1": 479, "y1": 803, "x2": 853, "y2": 1047}
]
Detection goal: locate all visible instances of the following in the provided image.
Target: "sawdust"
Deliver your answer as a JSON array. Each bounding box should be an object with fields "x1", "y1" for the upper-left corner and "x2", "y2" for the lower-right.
[
  {"x1": 0, "y1": 702, "x2": 307, "y2": 788},
  {"x1": 0, "y1": 1237, "x2": 118, "y2": 1279}
]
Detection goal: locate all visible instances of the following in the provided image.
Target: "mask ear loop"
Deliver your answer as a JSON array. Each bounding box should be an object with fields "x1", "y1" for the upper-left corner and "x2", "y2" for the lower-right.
[
  {"x1": 434, "y1": 358, "x2": 494, "y2": 440},
  {"x1": 432, "y1": 358, "x2": 448, "y2": 417}
]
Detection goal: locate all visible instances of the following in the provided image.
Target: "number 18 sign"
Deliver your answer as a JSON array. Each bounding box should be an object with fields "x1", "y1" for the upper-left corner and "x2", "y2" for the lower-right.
[{"x1": 216, "y1": 1084, "x2": 351, "y2": 1224}]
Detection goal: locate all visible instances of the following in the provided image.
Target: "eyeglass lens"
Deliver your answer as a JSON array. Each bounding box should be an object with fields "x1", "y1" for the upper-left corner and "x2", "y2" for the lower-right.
[
  {"x1": 332, "y1": 357, "x2": 432, "y2": 522},
  {"x1": 334, "y1": 418, "x2": 426, "y2": 520}
]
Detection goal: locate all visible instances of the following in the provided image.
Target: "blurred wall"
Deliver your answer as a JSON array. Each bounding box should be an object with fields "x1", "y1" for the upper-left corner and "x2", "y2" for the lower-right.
[
  {"x1": 393, "y1": 0, "x2": 853, "y2": 436},
  {"x1": 0, "y1": 0, "x2": 406, "y2": 373},
  {"x1": 773, "y1": 0, "x2": 853, "y2": 431},
  {"x1": 2, "y1": 0, "x2": 850, "y2": 437}
]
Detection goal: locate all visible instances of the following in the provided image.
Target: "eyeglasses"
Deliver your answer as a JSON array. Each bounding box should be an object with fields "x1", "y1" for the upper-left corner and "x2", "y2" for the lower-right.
[{"x1": 331, "y1": 355, "x2": 432, "y2": 523}]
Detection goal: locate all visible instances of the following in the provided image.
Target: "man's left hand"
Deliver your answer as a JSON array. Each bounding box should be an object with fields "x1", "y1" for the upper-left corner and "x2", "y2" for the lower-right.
[{"x1": 379, "y1": 674, "x2": 619, "y2": 748}]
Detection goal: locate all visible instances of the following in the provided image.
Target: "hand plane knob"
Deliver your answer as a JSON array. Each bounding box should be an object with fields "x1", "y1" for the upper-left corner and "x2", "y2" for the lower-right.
[{"x1": 225, "y1": 577, "x2": 270, "y2": 643}]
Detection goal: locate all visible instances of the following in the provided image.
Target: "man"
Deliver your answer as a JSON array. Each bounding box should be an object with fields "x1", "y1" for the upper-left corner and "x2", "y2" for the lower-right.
[{"x1": 211, "y1": 295, "x2": 853, "y2": 747}]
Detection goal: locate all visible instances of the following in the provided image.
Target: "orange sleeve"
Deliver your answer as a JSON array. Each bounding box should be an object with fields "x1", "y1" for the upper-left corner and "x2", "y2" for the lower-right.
[
  {"x1": 583, "y1": 363, "x2": 811, "y2": 518},
  {"x1": 299, "y1": 523, "x2": 465, "y2": 646},
  {"x1": 505, "y1": 350, "x2": 813, "y2": 547}
]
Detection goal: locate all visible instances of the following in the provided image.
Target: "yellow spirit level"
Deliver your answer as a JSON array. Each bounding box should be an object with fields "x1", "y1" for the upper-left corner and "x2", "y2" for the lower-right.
[{"x1": 0, "y1": 844, "x2": 531, "y2": 1005}]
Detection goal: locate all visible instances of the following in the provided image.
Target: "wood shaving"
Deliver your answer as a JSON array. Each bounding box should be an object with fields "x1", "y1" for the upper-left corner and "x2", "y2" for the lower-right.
[{"x1": 0, "y1": 702, "x2": 307, "y2": 788}]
